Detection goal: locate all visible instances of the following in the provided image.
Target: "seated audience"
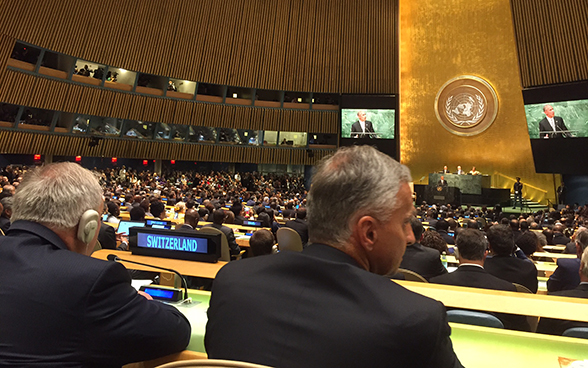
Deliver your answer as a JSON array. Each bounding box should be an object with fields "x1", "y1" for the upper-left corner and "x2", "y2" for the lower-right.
[
  {"x1": 484, "y1": 225, "x2": 538, "y2": 293},
  {"x1": 548, "y1": 231, "x2": 588, "y2": 293},
  {"x1": 564, "y1": 227, "x2": 586, "y2": 254},
  {"x1": 249, "y1": 229, "x2": 275, "y2": 257},
  {"x1": 398, "y1": 217, "x2": 447, "y2": 280},
  {"x1": 129, "y1": 205, "x2": 146, "y2": 221},
  {"x1": 0, "y1": 163, "x2": 190, "y2": 366},
  {"x1": 431, "y1": 229, "x2": 530, "y2": 331},
  {"x1": 203, "y1": 209, "x2": 240, "y2": 255},
  {"x1": 436, "y1": 219, "x2": 455, "y2": 245},
  {"x1": 205, "y1": 146, "x2": 462, "y2": 368},
  {"x1": 150, "y1": 200, "x2": 166, "y2": 220},
  {"x1": 105, "y1": 201, "x2": 120, "y2": 224},
  {"x1": 553, "y1": 223, "x2": 571, "y2": 245},
  {"x1": 284, "y1": 208, "x2": 309, "y2": 247},
  {"x1": 421, "y1": 230, "x2": 449, "y2": 255},
  {"x1": 537, "y1": 246, "x2": 588, "y2": 336}
]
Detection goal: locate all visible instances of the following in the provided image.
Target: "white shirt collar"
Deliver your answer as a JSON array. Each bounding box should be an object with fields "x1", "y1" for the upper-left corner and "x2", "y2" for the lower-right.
[{"x1": 458, "y1": 263, "x2": 484, "y2": 269}]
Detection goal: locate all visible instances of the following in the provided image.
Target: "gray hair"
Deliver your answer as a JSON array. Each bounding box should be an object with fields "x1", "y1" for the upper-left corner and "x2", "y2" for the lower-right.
[
  {"x1": 12, "y1": 162, "x2": 103, "y2": 229},
  {"x1": 582, "y1": 246, "x2": 588, "y2": 279},
  {"x1": 307, "y1": 145, "x2": 411, "y2": 245},
  {"x1": 1, "y1": 196, "x2": 13, "y2": 211}
]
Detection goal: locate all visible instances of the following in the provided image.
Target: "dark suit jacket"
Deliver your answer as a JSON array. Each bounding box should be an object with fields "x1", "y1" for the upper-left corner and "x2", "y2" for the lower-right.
[
  {"x1": 206, "y1": 244, "x2": 462, "y2": 368},
  {"x1": 0, "y1": 216, "x2": 10, "y2": 233},
  {"x1": 285, "y1": 218, "x2": 309, "y2": 246},
  {"x1": 547, "y1": 258, "x2": 580, "y2": 292},
  {"x1": 437, "y1": 179, "x2": 448, "y2": 187},
  {"x1": 484, "y1": 255, "x2": 538, "y2": 293},
  {"x1": 538, "y1": 116, "x2": 571, "y2": 138},
  {"x1": 564, "y1": 241, "x2": 577, "y2": 254},
  {"x1": 553, "y1": 232, "x2": 571, "y2": 245},
  {"x1": 175, "y1": 223, "x2": 196, "y2": 231},
  {"x1": 350, "y1": 120, "x2": 376, "y2": 138},
  {"x1": 0, "y1": 220, "x2": 190, "y2": 367},
  {"x1": 431, "y1": 265, "x2": 530, "y2": 331},
  {"x1": 98, "y1": 223, "x2": 117, "y2": 250},
  {"x1": 400, "y1": 242, "x2": 448, "y2": 280},
  {"x1": 204, "y1": 223, "x2": 240, "y2": 255},
  {"x1": 438, "y1": 230, "x2": 455, "y2": 245},
  {"x1": 536, "y1": 283, "x2": 588, "y2": 335}
]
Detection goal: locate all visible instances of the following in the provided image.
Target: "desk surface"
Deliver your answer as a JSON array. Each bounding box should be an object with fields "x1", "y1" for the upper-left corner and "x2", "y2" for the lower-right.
[
  {"x1": 533, "y1": 252, "x2": 576, "y2": 260},
  {"x1": 395, "y1": 280, "x2": 588, "y2": 323},
  {"x1": 92, "y1": 249, "x2": 227, "y2": 279},
  {"x1": 177, "y1": 290, "x2": 588, "y2": 366}
]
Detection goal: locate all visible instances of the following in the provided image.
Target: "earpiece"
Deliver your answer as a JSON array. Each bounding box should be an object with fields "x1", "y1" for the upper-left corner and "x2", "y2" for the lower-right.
[{"x1": 77, "y1": 210, "x2": 100, "y2": 244}]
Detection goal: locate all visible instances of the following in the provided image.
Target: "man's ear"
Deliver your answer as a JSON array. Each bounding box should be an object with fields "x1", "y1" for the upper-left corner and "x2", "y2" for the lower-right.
[{"x1": 354, "y1": 215, "x2": 378, "y2": 252}]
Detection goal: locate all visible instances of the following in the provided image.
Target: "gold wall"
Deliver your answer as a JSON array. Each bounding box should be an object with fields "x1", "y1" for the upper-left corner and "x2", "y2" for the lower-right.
[{"x1": 399, "y1": 0, "x2": 556, "y2": 204}]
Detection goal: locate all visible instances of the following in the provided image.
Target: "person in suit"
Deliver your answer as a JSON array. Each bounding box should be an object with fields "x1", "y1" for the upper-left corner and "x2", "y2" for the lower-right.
[
  {"x1": 430, "y1": 228, "x2": 530, "y2": 331},
  {"x1": 205, "y1": 145, "x2": 463, "y2": 368},
  {"x1": 437, "y1": 175, "x2": 448, "y2": 187},
  {"x1": 484, "y1": 224, "x2": 538, "y2": 293},
  {"x1": 398, "y1": 217, "x2": 448, "y2": 280},
  {"x1": 564, "y1": 227, "x2": 587, "y2": 254},
  {"x1": 436, "y1": 219, "x2": 455, "y2": 245},
  {"x1": 512, "y1": 177, "x2": 523, "y2": 209},
  {"x1": 547, "y1": 230, "x2": 588, "y2": 292},
  {"x1": 538, "y1": 104, "x2": 571, "y2": 138},
  {"x1": 284, "y1": 207, "x2": 309, "y2": 247},
  {"x1": 455, "y1": 166, "x2": 464, "y2": 175},
  {"x1": 552, "y1": 223, "x2": 571, "y2": 245},
  {"x1": 0, "y1": 162, "x2": 190, "y2": 367},
  {"x1": 0, "y1": 196, "x2": 12, "y2": 233},
  {"x1": 537, "y1": 247, "x2": 588, "y2": 335},
  {"x1": 440, "y1": 165, "x2": 450, "y2": 174},
  {"x1": 176, "y1": 208, "x2": 199, "y2": 231},
  {"x1": 249, "y1": 228, "x2": 275, "y2": 257},
  {"x1": 350, "y1": 110, "x2": 376, "y2": 138},
  {"x1": 203, "y1": 209, "x2": 240, "y2": 255}
]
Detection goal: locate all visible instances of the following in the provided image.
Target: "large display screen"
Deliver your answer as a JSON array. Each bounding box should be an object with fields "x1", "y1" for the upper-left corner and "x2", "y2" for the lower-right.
[
  {"x1": 339, "y1": 94, "x2": 398, "y2": 159},
  {"x1": 525, "y1": 99, "x2": 588, "y2": 139},
  {"x1": 340, "y1": 109, "x2": 395, "y2": 139},
  {"x1": 523, "y1": 81, "x2": 588, "y2": 174}
]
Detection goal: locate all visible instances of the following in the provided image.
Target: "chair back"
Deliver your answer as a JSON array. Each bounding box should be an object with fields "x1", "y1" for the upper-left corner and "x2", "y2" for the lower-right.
[
  {"x1": 198, "y1": 226, "x2": 230, "y2": 262},
  {"x1": 397, "y1": 268, "x2": 428, "y2": 283},
  {"x1": 562, "y1": 327, "x2": 588, "y2": 339},
  {"x1": 276, "y1": 227, "x2": 303, "y2": 252},
  {"x1": 156, "y1": 359, "x2": 273, "y2": 368},
  {"x1": 512, "y1": 283, "x2": 539, "y2": 332},
  {"x1": 446, "y1": 310, "x2": 504, "y2": 329}
]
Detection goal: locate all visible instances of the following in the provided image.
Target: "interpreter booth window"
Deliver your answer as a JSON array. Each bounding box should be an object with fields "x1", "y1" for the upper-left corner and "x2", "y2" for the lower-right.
[
  {"x1": 278, "y1": 131, "x2": 307, "y2": 147},
  {"x1": 255, "y1": 89, "x2": 281, "y2": 107},
  {"x1": 312, "y1": 93, "x2": 339, "y2": 110},
  {"x1": 219, "y1": 128, "x2": 241, "y2": 144},
  {"x1": 284, "y1": 92, "x2": 311, "y2": 109},
  {"x1": 237, "y1": 129, "x2": 261, "y2": 146},
  {"x1": 0, "y1": 103, "x2": 20, "y2": 127},
  {"x1": 55, "y1": 112, "x2": 75, "y2": 133},
  {"x1": 226, "y1": 86, "x2": 253, "y2": 105},
  {"x1": 156, "y1": 123, "x2": 187, "y2": 141},
  {"x1": 196, "y1": 83, "x2": 224, "y2": 103},
  {"x1": 72, "y1": 59, "x2": 107, "y2": 86},
  {"x1": 122, "y1": 120, "x2": 155, "y2": 139},
  {"x1": 9, "y1": 42, "x2": 41, "y2": 70},
  {"x1": 168, "y1": 78, "x2": 196, "y2": 99},
  {"x1": 308, "y1": 133, "x2": 337, "y2": 148},
  {"x1": 89, "y1": 117, "x2": 122, "y2": 137},
  {"x1": 104, "y1": 67, "x2": 136, "y2": 92},
  {"x1": 71, "y1": 115, "x2": 91, "y2": 134},
  {"x1": 136, "y1": 73, "x2": 166, "y2": 96},
  {"x1": 40, "y1": 51, "x2": 75, "y2": 79},
  {"x1": 18, "y1": 107, "x2": 54, "y2": 131},
  {"x1": 187, "y1": 126, "x2": 217, "y2": 143},
  {"x1": 263, "y1": 131, "x2": 278, "y2": 146}
]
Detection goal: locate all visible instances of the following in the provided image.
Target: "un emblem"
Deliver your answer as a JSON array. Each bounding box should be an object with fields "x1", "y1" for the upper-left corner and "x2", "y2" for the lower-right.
[{"x1": 435, "y1": 76, "x2": 498, "y2": 136}]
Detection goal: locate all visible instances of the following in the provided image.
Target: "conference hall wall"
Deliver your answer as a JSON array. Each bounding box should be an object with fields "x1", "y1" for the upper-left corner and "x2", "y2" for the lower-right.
[
  {"x1": 399, "y1": 0, "x2": 588, "y2": 205},
  {"x1": 0, "y1": 0, "x2": 399, "y2": 165}
]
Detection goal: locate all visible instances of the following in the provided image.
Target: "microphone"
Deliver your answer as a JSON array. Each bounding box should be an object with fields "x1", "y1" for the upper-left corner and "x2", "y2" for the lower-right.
[{"x1": 107, "y1": 254, "x2": 190, "y2": 303}]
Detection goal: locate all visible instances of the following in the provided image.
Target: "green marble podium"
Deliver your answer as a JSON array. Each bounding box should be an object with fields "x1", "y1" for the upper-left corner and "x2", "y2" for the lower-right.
[{"x1": 429, "y1": 173, "x2": 491, "y2": 195}]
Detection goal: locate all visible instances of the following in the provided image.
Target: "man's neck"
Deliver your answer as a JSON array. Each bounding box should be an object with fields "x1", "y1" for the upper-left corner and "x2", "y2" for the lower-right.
[{"x1": 458, "y1": 258, "x2": 484, "y2": 267}]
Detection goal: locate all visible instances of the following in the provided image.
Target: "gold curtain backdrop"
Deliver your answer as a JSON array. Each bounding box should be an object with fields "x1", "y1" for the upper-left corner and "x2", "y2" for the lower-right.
[{"x1": 399, "y1": 0, "x2": 556, "y2": 204}]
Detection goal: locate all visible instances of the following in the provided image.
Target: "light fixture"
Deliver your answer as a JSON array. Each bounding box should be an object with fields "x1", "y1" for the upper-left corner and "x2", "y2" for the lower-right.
[
  {"x1": 119, "y1": 69, "x2": 127, "y2": 73},
  {"x1": 75, "y1": 156, "x2": 82, "y2": 162},
  {"x1": 297, "y1": 98, "x2": 302, "y2": 103},
  {"x1": 232, "y1": 93, "x2": 238, "y2": 99},
  {"x1": 312, "y1": 98, "x2": 315, "y2": 103},
  {"x1": 244, "y1": 132, "x2": 249, "y2": 137}
]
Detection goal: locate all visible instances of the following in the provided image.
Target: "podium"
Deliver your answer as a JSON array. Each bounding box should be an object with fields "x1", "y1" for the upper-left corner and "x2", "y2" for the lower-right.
[{"x1": 423, "y1": 185, "x2": 461, "y2": 206}]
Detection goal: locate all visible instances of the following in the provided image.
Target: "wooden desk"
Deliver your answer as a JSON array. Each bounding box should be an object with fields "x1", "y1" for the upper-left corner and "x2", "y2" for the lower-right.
[
  {"x1": 92, "y1": 249, "x2": 227, "y2": 279},
  {"x1": 175, "y1": 290, "x2": 588, "y2": 366},
  {"x1": 532, "y1": 252, "x2": 576, "y2": 260},
  {"x1": 395, "y1": 280, "x2": 588, "y2": 323},
  {"x1": 543, "y1": 245, "x2": 566, "y2": 252}
]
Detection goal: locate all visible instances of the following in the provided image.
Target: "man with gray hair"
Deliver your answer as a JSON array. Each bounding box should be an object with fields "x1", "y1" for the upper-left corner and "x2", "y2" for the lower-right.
[
  {"x1": 0, "y1": 162, "x2": 190, "y2": 366},
  {"x1": 548, "y1": 229, "x2": 588, "y2": 292},
  {"x1": 206, "y1": 145, "x2": 462, "y2": 367},
  {"x1": 537, "y1": 246, "x2": 588, "y2": 335}
]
